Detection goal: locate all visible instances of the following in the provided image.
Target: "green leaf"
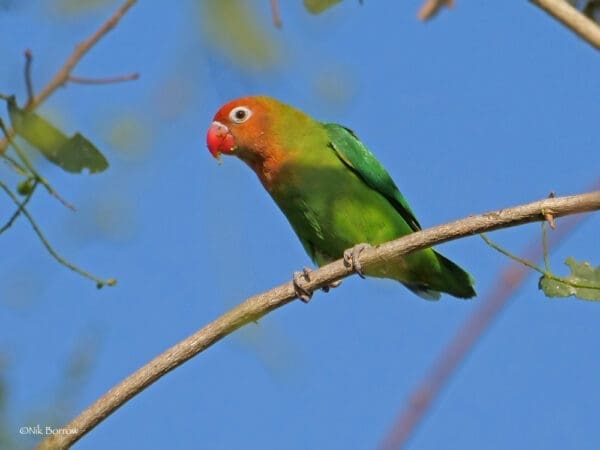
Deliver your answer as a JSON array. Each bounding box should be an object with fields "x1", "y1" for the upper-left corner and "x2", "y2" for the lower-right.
[
  {"x1": 7, "y1": 96, "x2": 108, "y2": 174},
  {"x1": 57, "y1": 133, "x2": 108, "y2": 174},
  {"x1": 539, "y1": 257, "x2": 600, "y2": 301},
  {"x1": 304, "y1": 0, "x2": 343, "y2": 14}
]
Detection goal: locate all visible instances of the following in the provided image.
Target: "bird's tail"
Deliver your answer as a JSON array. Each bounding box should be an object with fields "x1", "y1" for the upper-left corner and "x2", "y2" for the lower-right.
[
  {"x1": 400, "y1": 250, "x2": 476, "y2": 300},
  {"x1": 432, "y1": 251, "x2": 476, "y2": 299}
]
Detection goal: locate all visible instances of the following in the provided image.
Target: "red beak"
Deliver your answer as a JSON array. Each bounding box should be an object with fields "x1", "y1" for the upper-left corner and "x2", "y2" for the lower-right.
[{"x1": 207, "y1": 121, "x2": 236, "y2": 161}]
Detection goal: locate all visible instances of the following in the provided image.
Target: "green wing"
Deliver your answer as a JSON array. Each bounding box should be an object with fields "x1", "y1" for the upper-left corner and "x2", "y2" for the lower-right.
[{"x1": 323, "y1": 123, "x2": 421, "y2": 232}]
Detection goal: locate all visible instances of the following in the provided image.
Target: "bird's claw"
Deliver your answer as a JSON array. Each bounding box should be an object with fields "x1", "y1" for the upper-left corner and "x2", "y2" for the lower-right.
[
  {"x1": 322, "y1": 279, "x2": 342, "y2": 293},
  {"x1": 293, "y1": 267, "x2": 313, "y2": 303},
  {"x1": 343, "y1": 243, "x2": 372, "y2": 279}
]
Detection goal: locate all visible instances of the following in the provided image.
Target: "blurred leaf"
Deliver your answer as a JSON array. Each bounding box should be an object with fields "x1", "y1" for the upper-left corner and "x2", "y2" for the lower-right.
[
  {"x1": 200, "y1": 0, "x2": 279, "y2": 71},
  {"x1": 0, "y1": 356, "x2": 17, "y2": 450},
  {"x1": 539, "y1": 257, "x2": 600, "y2": 301},
  {"x1": 313, "y1": 65, "x2": 356, "y2": 107},
  {"x1": 105, "y1": 115, "x2": 150, "y2": 161},
  {"x1": 7, "y1": 97, "x2": 108, "y2": 174},
  {"x1": 304, "y1": 0, "x2": 343, "y2": 14},
  {"x1": 233, "y1": 321, "x2": 304, "y2": 379},
  {"x1": 7, "y1": 96, "x2": 66, "y2": 153},
  {"x1": 583, "y1": 0, "x2": 600, "y2": 23},
  {"x1": 53, "y1": 0, "x2": 113, "y2": 16},
  {"x1": 91, "y1": 195, "x2": 137, "y2": 242},
  {"x1": 63, "y1": 187, "x2": 138, "y2": 244},
  {"x1": 59, "y1": 133, "x2": 109, "y2": 173},
  {"x1": 24, "y1": 330, "x2": 101, "y2": 432},
  {"x1": 154, "y1": 75, "x2": 195, "y2": 120}
]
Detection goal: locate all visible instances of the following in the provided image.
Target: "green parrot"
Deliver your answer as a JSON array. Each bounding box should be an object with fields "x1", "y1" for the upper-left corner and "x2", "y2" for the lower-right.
[{"x1": 206, "y1": 96, "x2": 475, "y2": 300}]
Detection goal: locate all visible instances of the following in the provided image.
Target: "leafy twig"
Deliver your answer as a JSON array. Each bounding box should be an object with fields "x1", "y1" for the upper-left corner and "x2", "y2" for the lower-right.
[
  {"x1": 481, "y1": 231, "x2": 600, "y2": 291},
  {"x1": 0, "y1": 118, "x2": 75, "y2": 211},
  {"x1": 376, "y1": 184, "x2": 599, "y2": 450},
  {"x1": 0, "y1": 0, "x2": 138, "y2": 155},
  {"x1": 0, "y1": 180, "x2": 115, "y2": 288},
  {"x1": 0, "y1": 179, "x2": 38, "y2": 234},
  {"x1": 36, "y1": 190, "x2": 600, "y2": 450},
  {"x1": 480, "y1": 232, "x2": 543, "y2": 274}
]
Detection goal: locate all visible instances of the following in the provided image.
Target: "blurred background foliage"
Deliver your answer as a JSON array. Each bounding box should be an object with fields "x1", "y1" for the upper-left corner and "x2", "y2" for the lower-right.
[
  {"x1": 0, "y1": 0, "x2": 355, "y2": 442},
  {"x1": 1, "y1": 1, "x2": 599, "y2": 449}
]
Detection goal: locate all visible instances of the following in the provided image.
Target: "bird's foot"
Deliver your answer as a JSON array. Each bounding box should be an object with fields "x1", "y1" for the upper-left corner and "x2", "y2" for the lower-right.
[
  {"x1": 322, "y1": 279, "x2": 342, "y2": 293},
  {"x1": 293, "y1": 267, "x2": 313, "y2": 303},
  {"x1": 343, "y1": 243, "x2": 372, "y2": 279}
]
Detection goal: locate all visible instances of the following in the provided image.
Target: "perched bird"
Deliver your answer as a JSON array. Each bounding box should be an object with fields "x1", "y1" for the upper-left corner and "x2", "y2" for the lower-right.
[{"x1": 206, "y1": 96, "x2": 475, "y2": 301}]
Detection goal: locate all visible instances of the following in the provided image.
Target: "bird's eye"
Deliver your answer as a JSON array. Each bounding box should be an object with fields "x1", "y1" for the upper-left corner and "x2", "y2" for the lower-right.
[{"x1": 229, "y1": 106, "x2": 252, "y2": 124}]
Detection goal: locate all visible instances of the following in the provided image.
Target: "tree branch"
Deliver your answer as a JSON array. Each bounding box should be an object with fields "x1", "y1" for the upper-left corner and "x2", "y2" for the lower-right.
[
  {"x1": 530, "y1": 0, "x2": 600, "y2": 49},
  {"x1": 36, "y1": 190, "x2": 600, "y2": 450},
  {"x1": 270, "y1": 0, "x2": 283, "y2": 28},
  {"x1": 376, "y1": 191, "x2": 595, "y2": 450},
  {"x1": 418, "y1": 0, "x2": 455, "y2": 21},
  {"x1": 0, "y1": 0, "x2": 137, "y2": 155},
  {"x1": 67, "y1": 72, "x2": 140, "y2": 85},
  {"x1": 24, "y1": 48, "x2": 34, "y2": 107}
]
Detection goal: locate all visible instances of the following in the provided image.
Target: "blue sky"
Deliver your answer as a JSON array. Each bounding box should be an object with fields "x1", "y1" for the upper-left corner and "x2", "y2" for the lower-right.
[{"x1": 1, "y1": 1, "x2": 599, "y2": 449}]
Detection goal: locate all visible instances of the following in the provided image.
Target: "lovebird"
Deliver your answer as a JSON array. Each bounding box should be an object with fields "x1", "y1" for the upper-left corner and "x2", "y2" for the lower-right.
[{"x1": 206, "y1": 96, "x2": 476, "y2": 300}]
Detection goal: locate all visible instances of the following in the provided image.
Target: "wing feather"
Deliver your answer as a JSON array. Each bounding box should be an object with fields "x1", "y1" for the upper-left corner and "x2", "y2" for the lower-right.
[{"x1": 323, "y1": 123, "x2": 421, "y2": 232}]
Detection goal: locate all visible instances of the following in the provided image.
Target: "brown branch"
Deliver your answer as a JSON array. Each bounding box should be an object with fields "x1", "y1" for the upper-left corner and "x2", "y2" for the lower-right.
[
  {"x1": 376, "y1": 187, "x2": 597, "y2": 450},
  {"x1": 530, "y1": 0, "x2": 600, "y2": 50},
  {"x1": 36, "y1": 190, "x2": 600, "y2": 450},
  {"x1": 67, "y1": 72, "x2": 139, "y2": 85},
  {"x1": 270, "y1": 0, "x2": 283, "y2": 28},
  {"x1": 418, "y1": 0, "x2": 455, "y2": 21},
  {"x1": 24, "y1": 48, "x2": 34, "y2": 107},
  {"x1": 0, "y1": 0, "x2": 137, "y2": 155}
]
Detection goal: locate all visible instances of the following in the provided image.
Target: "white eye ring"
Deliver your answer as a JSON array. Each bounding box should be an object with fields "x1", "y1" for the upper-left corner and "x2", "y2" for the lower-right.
[{"x1": 229, "y1": 106, "x2": 252, "y2": 124}]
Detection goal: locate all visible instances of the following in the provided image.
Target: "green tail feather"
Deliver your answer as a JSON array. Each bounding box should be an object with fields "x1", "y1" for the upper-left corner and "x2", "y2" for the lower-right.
[
  {"x1": 431, "y1": 251, "x2": 476, "y2": 299},
  {"x1": 400, "y1": 251, "x2": 476, "y2": 300}
]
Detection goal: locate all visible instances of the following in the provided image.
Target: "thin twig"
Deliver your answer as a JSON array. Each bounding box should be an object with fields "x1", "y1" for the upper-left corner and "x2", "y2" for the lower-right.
[
  {"x1": 480, "y1": 233, "x2": 544, "y2": 274},
  {"x1": 0, "y1": 180, "x2": 115, "y2": 288},
  {"x1": 418, "y1": 0, "x2": 455, "y2": 21},
  {"x1": 543, "y1": 190, "x2": 556, "y2": 229},
  {"x1": 270, "y1": 0, "x2": 283, "y2": 28},
  {"x1": 67, "y1": 72, "x2": 139, "y2": 85},
  {"x1": 0, "y1": 0, "x2": 138, "y2": 155},
  {"x1": 0, "y1": 118, "x2": 75, "y2": 211},
  {"x1": 1, "y1": 152, "x2": 28, "y2": 176},
  {"x1": 376, "y1": 183, "x2": 600, "y2": 450},
  {"x1": 530, "y1": 0, "x2": 600, "y2": 50},
  {"x1": 24, "y1": 48, "x2": 34, "y2": 107},
  {"x1": 542, "y1": 220, "x2": 551, "y2": 271},
  {"x1": 0, "y1": 179, "x2": 38, "y2": 234},
  {"x1": 481, "y1": 231, "x2": 599, "y2": 290},
  {"x1": 36, "y1": 190, "x2": 600, "y2": 450}
]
